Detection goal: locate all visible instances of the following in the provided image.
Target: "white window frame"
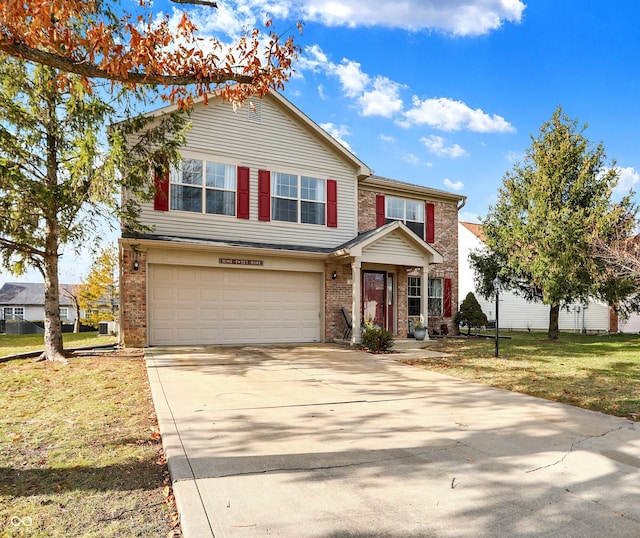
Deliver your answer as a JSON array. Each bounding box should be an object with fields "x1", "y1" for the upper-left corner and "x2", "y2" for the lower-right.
[
  {"x1": 428, "y1": 278, "x2": 443, "y2": 317},
  {"x1": 59, "y1": 307, "x2": 69, "y2": 320},
  {"x1": 170, "y1": 157, "x2": 237, "y2": 216},
  {"x1": 271, "y1": 172, "x2": 326, "y2": 225},
  {"x1": 408, "y1": 277, "x2": 421, "y2": 317},
  {"x1": 385, "y1": 196, "x2": 425, "y2": 238},
  {"x1": 3, "y1": 307, "x2": 24, "y2": 320}
]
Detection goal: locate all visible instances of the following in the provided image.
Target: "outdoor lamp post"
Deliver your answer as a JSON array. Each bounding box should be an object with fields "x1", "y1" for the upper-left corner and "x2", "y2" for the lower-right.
[{"x1": 493, "y1": 277, "x2": 500, "y2": 357}]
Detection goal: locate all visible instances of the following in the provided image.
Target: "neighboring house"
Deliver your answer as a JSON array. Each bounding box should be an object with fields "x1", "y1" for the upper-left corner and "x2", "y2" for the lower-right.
[
  {"x1": 119, "y1": 92, "x2": 466, "y2": 347},
  {"x1": 0, "y1": 282, "x2": 82, "y2": 325},
  {"x1": 458, "y1": 222, "x2": 615, "y2": 333}
]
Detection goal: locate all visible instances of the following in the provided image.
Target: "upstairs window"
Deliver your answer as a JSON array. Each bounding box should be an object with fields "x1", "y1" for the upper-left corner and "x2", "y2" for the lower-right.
[
  {"x1": 170, "y1": 158, "x2": 236, "y2": 216},
  {"x1": 385, "y1": 196, "x2": 425, "y2": 238},
  {"x1": 272, "y1": 173, "x2": 326, "y2": 225}
]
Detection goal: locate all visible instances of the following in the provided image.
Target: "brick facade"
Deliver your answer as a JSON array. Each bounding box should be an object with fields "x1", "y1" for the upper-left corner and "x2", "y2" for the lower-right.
[
  {"x1": 325, "y1": 263, "x2": 354, "y2": 341},
  {"x1": 358, "y1": 188, "x2": 460, "y2": 336},
  {"x1": 120, "y1": 246, "x2": 147, "y2": 347}
]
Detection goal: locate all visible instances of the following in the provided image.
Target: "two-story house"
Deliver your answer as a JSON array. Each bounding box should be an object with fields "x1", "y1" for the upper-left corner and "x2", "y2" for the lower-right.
[{"x1": 119, "y1": 92, "x2": 465, "y2": 347}]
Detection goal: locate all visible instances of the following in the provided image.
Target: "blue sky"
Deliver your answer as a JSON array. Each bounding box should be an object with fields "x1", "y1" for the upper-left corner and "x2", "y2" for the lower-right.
[{"x1": 4, "y1": 0, "x2": 640, "y2": 284}]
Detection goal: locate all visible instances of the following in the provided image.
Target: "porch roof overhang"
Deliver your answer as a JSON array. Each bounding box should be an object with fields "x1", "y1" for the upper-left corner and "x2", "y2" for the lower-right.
[{"x1": 328, "y1": 221, "x2": 444, "y2": 266}]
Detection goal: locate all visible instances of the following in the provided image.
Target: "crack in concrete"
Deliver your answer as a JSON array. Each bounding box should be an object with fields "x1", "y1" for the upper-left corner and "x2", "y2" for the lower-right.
[
  {"x1": 202, "y1": 444, "x2": 463, "y2": 479},
  {"x1": 525, "y1": 423, "x2": 632, "y2": 473}
]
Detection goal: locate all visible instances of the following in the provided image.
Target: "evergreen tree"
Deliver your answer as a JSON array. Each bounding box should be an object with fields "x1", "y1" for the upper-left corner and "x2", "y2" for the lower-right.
[
  {"x1": 470, "y1": 106, "x2": 637, "y2": 340},
  {"x1": 455, "y1": 292, "x2": 488, "y2": 336}
]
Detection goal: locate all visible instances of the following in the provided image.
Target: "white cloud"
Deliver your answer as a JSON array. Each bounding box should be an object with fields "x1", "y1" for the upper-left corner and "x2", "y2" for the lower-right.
[
  {"x1": 403, "y1": 153, "x2": 433, "y2": 167},
  {"x1": 401, "y1": 96, "x2": 515, "y2": 133},
  {"x1": 333, "y1": 59, "x2": 370, "y2": 98},
  {"x1": 358, "y1": 77, "x2": 405, "y2": 118},
  {"x1": 614, "y1": 166, "x2": 640, "y2": 193},
  {"x1": 319, "y1": 122, "x2": 352, "y2": 151},
  {"x1": 420, "y1": 135, "x2": 468, "y2": 158},
  {"x1": 444, "y1": 177, "x2": 465, "y2": 191},
  {"x1": 317, "y1": 84, "x2": 327, "y2": 100},
  {"x1": 379, "y1": 134, "x2": 395, "y2": 143},
  {"x1": 294, "y1": 0, "x2": 525, "y2": 36}
]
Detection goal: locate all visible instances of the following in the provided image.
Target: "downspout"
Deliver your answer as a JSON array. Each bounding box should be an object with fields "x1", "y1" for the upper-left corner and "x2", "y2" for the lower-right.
[{"x1": 457, "y1": 198, "x2": 467, "y2": 212}]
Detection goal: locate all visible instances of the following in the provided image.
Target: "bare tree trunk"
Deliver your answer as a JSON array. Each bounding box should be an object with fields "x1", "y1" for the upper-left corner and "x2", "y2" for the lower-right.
[
  {"x1": 39, "y1": 226, "x2": 67, "y2": 363},
  {"x1": 548, "y1": 304, "x2": 560, "y2": 341}
]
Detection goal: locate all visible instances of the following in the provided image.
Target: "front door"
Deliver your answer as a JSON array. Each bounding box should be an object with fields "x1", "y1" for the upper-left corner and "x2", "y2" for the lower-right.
[{"x1": 362, "y1": 271, "x2": 387, "y2": 329}]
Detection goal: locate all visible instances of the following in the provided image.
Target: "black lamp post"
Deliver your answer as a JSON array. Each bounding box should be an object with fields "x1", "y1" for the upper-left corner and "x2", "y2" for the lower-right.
[{"x1": 493, "y1": 277, "x2": 500, "y2": 357}]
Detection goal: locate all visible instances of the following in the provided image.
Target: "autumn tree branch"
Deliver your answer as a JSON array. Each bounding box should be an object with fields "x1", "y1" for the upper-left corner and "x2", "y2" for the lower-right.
[{"x1": 0, "y1": 41, "x2": 255, "y2": 87}]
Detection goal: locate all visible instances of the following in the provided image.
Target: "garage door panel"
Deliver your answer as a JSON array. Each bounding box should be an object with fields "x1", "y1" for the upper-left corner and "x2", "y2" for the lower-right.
[{"x1": 148, "y1": 265, "x2": 321, "y2": 345}]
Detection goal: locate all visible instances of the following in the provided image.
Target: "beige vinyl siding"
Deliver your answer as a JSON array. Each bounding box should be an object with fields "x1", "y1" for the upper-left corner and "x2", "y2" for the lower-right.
[
  {"x1": 138, "y1": 95, "x2": 358, "y2": 248},
  {"x1": 362, "y1": 235, "x2": 426, "y2": 266}
]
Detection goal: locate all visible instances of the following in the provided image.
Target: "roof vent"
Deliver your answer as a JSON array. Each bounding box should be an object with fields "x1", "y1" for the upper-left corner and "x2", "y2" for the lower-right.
[{"x1": 248, "y1": 100, "x2": 262, "y2": 123}]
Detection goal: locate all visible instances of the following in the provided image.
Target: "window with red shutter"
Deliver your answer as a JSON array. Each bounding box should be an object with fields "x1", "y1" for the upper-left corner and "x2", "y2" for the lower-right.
[
  {"x1": 376, "y1": 195, "x2": 385, "y2": 227},
  {"x1": 444, "y1": 278, "x2": 452, "y2": 317},
  {"x1": 236, "y1": 166, "x2": 250, "y2": 219},
  {"x1": 327, "y1": 179, "x2": 338, "y2": 227},
  {"x1": 426, "y1": 202, "x2": 435, "y2": 243},
  {"x1": 258, "y1": 169, "x2": 271, "y2": 221},
  {"x1": 153, "y1": 161, "x2": 169, "y2": 211}
]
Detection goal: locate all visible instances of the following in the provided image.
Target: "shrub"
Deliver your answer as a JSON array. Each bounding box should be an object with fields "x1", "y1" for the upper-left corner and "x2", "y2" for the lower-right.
[
  {"x1": 455, "y1": 292, "x2": 488, "y2": 336},
  {"x1": 361, "y1": 327, "x2": 394, "y2": 353}
]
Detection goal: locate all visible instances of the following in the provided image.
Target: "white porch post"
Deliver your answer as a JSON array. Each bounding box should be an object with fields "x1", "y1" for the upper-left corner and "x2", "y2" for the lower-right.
[
  {"x1": 351, "y1": 260, "x2": 362, "y2": 344},
  {"x1": 421, "y1": 265, "x2": 430, "y2": 341}
]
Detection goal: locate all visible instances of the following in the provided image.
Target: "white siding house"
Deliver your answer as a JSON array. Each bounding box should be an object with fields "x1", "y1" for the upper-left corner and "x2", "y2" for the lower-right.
[{"x1": 458, "y1": 222, "x2": 613, "y2": 333}]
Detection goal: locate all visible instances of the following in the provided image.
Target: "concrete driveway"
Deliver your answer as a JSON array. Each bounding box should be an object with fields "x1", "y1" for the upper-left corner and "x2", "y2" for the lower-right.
[{"x1": 145, "y1": 344, "x2": 640, "y2": 538}]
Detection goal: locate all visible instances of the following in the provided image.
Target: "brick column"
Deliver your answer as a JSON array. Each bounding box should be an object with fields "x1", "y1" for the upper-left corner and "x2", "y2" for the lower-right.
[{"x1": 120, "y1": 246, "x2": 147, "y2": 348}]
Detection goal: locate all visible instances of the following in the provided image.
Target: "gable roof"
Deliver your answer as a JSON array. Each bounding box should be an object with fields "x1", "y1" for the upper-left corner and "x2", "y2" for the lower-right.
[
  {"x1": 361, "y1": 175, "x2": 467, "y2": 204},
  {"x1": 0, "y1": 282, "x2": 78, "y2": 306},
  {"x1": 138, "y1": 90, "x2": 373, "y2": 179},
  {"x1": 459, "y1": 221, "x2": 485, "y2": 241},
  {"x1": 331, "y1": 220, "x2": 444, "y2": 264}
]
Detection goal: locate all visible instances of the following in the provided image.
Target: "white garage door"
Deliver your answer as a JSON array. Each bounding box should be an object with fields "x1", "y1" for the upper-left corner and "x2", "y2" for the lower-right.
[{"x1": 148, "y1": 265, "x2": 322, "y2": 345}]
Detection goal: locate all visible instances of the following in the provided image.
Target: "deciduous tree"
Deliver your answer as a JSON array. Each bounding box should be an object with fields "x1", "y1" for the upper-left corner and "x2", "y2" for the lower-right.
[
  {"x1": 0, "y1": 1, "x2": 300, "y2": 108},
  {"x1": 78, "y1": 245, "x2": 119, "y2": 328},
  {"x1": 470, "y1": 106, "x2": 637, "y2": 340}
]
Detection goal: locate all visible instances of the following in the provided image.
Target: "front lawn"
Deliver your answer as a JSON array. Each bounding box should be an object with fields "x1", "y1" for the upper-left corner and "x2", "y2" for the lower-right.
[
  {"x1": 406, "y1": 331, "x2": 640, "y2": 420},
  {"x1": 0, "y1": 348, "x2": 179, "y2": 537},
  {"x1": 0, "y1": 332, "x2": 116, "y2": 358}
]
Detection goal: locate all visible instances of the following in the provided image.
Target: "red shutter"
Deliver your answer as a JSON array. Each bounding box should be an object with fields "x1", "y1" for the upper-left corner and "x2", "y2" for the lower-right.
[
  {"x1": 327, "y1": 179, "x2": 337, "y2": 227},
  {"x1": 426, "y1": 202, "x2": 435, "y2": 243},
  {"x1": 444, "y1": 278, "x2": 452, "y2": 317},
  {"x1": 376, "y1": 195, "x2": 385, "y2": 227},
  {"x1": 258, "y1": 169, "x2": 270, "y2": 222},
  {"x1": 237, "y1": 166, "x2": 250, "y2": 219},
  {"x1": 153, "y1": 162, "x2": 169, "y2": 211}
]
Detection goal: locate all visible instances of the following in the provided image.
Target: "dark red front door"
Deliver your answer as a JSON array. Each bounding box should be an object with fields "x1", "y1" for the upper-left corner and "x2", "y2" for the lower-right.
[{"x1": 362, "y1": 271, "x2": 386, "y2": 328}]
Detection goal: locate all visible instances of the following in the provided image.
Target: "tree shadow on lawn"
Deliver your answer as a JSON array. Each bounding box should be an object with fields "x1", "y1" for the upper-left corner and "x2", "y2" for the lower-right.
[{"x1": 0, "y1": 455, "x2": 164, "y2": 497}]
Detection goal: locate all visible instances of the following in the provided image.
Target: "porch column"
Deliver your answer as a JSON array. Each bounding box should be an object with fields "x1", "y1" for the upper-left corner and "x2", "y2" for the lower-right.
[
  {"x1": 421, "y1": 265, "x2": 430, "y2": 341},
  {"x1": 351, "y1": 260, "x2": 362, "y2": 344}
]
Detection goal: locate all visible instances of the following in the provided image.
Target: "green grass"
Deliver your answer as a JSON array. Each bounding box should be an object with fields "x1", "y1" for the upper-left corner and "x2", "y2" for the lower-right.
[
  {"x1": 0, "y1": 349, "x2": 179, "y2": 537},
  {"x1": 0, "y1": 332, "x2": 116, "y2": 358},
  {"x1": 407, "y1": 331, "x2": 640, "y2": 420}
]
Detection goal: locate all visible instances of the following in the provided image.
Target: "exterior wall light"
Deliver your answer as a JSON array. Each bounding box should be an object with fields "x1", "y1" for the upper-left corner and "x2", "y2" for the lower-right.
[
  {"x1": 332, "y1": 270, "x2": 337, "y2": 280},
  {"x1": 133, "y1": 260, "x2": 139, "y2": 271}
]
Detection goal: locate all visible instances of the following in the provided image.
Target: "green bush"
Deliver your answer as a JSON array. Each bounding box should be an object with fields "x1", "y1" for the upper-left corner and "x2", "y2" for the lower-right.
[
  {"x1": 361, "y1": 327, "x2": 394, "y2": 353},
  {"x1": 455, "y1": 292, "x2": 488, "y2": 336}
]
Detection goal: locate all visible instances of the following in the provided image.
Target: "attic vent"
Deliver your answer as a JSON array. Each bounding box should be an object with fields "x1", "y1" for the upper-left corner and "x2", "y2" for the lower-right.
[{"x1": 248, "y1": 100, "x2": 262, "y2": 123}]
